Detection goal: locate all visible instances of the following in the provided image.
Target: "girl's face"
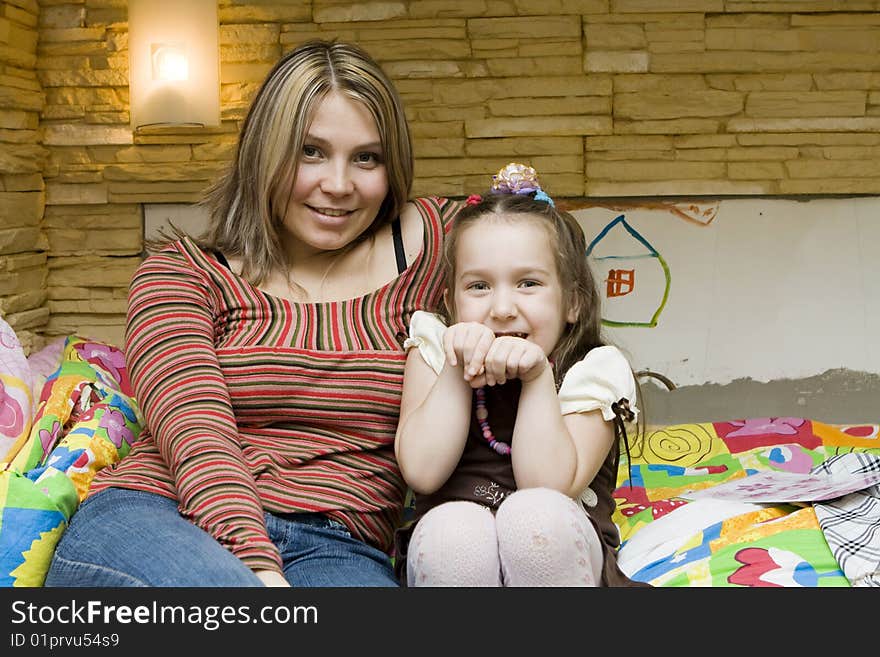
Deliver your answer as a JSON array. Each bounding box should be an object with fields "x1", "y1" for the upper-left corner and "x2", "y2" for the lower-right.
[
  {"x1": 282, "y1": 91, "x2": 389, "y2": 257},
  {"x1": 451, "y1": 216, "x2": 576, "y2": 357}
]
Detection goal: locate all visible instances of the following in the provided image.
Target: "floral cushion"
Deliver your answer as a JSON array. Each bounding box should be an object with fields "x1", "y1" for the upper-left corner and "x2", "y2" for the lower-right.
[
  {"x1": 0, "y1": 334, "x2": 141, "y2": 587},
  {"x1": 0, "y1": 318, "x2": 35, "y2": 466}
]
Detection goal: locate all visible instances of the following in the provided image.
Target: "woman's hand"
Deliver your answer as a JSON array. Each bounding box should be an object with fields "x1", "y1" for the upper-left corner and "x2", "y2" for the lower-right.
[
  {"x1": 255, "y1": 569, "x2": 291, "y2": 587},
  {"x1": 483, "y1": 336, "x2": 549, "y2": 385}
]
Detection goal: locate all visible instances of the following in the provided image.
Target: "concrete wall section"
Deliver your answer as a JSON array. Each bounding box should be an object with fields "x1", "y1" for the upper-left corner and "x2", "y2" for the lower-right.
[
  {"x1": 572, "y1": 196, "x2": 880, "y2": 387},
  {"x1": 572, "y1": 196, "x2": 880, "y2": 424}
]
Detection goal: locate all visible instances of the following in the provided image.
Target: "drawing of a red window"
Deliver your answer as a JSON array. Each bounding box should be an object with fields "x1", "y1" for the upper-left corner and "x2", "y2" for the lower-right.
[{"x1": 606, "y1": 269, "x2": 634, "y2": 297}]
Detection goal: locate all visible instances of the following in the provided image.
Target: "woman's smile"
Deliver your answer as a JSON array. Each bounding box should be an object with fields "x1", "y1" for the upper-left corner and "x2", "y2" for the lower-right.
[{"x1": 305, "y1": 205, "x2": 357, "y2": 224}]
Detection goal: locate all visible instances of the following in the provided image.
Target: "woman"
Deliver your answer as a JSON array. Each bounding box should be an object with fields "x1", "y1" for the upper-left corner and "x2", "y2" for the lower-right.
[{"x1": 45, "y1": 40, "x2": 461, "y2": 587}]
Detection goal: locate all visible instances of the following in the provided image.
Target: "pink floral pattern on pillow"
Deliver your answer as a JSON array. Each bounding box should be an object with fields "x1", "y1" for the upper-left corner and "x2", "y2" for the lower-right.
[
  {"x1": 73, "y1": 342, "x2": 131, "y2": 396},
  {"x1": 0, "y1": 380, "x2": 25, "y2": 439}
]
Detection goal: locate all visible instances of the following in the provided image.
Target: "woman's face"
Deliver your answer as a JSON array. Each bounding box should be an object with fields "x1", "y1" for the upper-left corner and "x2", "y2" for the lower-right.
[{"x1": 282, "y1": 91, "x2": 389, "y2": 257}]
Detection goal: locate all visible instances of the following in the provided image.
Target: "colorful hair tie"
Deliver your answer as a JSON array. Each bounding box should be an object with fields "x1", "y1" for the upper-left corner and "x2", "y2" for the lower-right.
[
  {"x1": 533, "y1": 189, "x2": 554, "y2": 206},
  {"x1": 465, "y1": 194, "x2": 482, "y2": 206},
  {"x1": 490, "y1": 162, "x2": 554, "y2": 207}
]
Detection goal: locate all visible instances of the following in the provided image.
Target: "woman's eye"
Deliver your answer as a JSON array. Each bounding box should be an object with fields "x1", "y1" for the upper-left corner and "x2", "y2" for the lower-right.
[
  {"x1": 302, "y1": 145, "x2": 321, "y2": 158},
  {"x1": 356, "y1": 152, "x2": 380, "y2": 166}
]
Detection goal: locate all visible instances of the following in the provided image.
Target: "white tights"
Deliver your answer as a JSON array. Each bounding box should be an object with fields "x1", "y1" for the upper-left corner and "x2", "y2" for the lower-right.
[{"x1": 406, "y1": 487, "x2": 604, "y2": 587}]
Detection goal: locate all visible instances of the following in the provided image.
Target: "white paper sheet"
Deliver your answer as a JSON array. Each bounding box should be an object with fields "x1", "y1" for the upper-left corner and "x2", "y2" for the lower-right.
[{"x1": 679, "y1": 469, "x2": 880, "y2": 503}]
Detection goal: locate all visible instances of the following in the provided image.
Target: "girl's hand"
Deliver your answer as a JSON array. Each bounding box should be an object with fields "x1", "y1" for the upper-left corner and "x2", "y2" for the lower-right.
[
  {"x1": 483, "y1": 336, "x2": 549, "y2": 385},
  {"x1": 442, "y1": 321, "x2": 495, "y2": 384}
]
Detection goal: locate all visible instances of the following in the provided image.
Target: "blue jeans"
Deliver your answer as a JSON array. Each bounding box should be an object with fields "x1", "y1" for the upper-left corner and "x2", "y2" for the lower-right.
[{"x1": 45, "y1": 488, "x2": 399, "y2": 587}]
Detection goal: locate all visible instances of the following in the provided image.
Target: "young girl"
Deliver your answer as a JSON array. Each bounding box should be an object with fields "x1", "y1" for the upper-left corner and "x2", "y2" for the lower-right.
[{"x1": 394, "y1": 163, "x2": 649, "y2": 587}]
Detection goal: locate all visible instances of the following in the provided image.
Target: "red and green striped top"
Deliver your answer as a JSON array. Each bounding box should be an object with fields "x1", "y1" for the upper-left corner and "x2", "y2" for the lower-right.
[{"x1": 88, "y1": 197, "x2": 460, "y2": 573}]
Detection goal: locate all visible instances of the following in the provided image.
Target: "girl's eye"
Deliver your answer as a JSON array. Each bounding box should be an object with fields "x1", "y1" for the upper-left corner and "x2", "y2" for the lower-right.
[
  {"x1": 302, "y1": 144, "x2": 321, "y2": 158},
  {"x1": 466, "y1": 281, "x2": 489, "y2": 291},
  {"x1": 519, "y1": 280, "x2": 540, "y2": 288}
]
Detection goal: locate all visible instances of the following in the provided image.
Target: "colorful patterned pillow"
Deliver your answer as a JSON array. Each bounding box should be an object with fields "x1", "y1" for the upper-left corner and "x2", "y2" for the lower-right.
[
  {"x1": 0, "y1": 318, "x2": 35, "y2": 466},
  {"x1": 1, "y1": 335, "x2": 142, "y2": 587}
]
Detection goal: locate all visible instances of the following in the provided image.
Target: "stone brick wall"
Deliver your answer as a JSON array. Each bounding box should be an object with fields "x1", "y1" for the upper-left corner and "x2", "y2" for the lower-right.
[
  {"x1": 1, "y1": 0, "x2": 46, "y2": 352},
  {"x1": 1, "y1": 0, "x2": 879, "y2": 348}
]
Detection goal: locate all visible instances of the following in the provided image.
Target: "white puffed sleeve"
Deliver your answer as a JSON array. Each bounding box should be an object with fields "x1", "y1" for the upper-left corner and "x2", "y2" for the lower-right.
[
  {"x1": 402, "y1": 310, "x2": 447, "y2": 375},
  {"x1": 557, "y1": 345, "x2": 638, "y2": 422}
]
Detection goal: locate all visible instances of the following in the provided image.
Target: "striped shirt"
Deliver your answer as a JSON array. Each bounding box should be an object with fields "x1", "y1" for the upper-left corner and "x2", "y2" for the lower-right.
[{"x1": 89, "y1": 197, "x2": 460, "y2": 572}]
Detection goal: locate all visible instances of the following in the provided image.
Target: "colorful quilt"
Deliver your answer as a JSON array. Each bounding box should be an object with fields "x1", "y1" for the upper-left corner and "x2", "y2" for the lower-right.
[
  {"x1": 0, "y1": 323, "x2": 141, "y2": 587},
  {"x1": 613, "y1": 418, "x2": 880, "y2": 587}
]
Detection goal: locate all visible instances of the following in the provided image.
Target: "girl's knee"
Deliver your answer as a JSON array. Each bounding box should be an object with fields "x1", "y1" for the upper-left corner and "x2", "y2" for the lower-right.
[
  {"x1": 496, "y1": 487, "x2": 578, "y2": 526},
  {"x1": 495, "y1": 487, "x2": 600, "y2": 559},
  {"x1": 407, "y1": 502, "x2": 500, "y2": 586},
  {"x1": 414, "y1": 500, "x2": 495, "y2": 544},
  {"x1": 495, "y1": 488, "x2": 604, "y2": 586}
]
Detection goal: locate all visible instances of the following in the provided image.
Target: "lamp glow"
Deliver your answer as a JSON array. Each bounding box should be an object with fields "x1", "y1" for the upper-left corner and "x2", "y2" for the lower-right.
[
  {"x1": 129, "y1": 0, "x2": 219, "y2": 129},
  {"x1": 152, "y1": 44, "x2": 189, "y2": 81}
]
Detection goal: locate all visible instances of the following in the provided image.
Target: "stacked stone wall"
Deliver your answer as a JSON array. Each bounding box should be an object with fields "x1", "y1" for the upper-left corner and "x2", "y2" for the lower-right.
[{"x1": 1, "y1": 0, "x2": 879, "y2": 346}]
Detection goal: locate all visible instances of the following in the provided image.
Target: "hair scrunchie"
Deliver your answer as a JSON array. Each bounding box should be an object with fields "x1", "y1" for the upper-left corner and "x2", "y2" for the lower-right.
[{"x1": 489, "y1": 162, "x2": 554, "y2": 207}]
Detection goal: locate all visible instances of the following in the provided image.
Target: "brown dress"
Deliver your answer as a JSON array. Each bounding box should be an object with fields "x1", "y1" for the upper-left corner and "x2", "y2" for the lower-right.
[{"x1": 394, "y1": 381, "x2": 651, "y2": 587}]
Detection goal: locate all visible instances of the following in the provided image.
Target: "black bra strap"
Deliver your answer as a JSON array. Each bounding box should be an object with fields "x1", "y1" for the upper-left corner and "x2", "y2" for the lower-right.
[
  {"x1": 391, "y1": 217, "x2": 406, "y2": 274},
  {"x1": 214, "y1": 250, "x2": 230, "y2": 270}
]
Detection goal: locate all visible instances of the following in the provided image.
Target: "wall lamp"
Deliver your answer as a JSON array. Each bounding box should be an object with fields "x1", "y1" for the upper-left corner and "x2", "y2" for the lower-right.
[{"x1": 128, "y1": 0, "x2": 220, "y2": 129}]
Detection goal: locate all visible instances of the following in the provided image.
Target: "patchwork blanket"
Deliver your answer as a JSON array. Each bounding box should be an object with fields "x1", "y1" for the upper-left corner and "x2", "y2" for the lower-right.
[{"x1": 614, "y1": 418, "x2": 880, "y2": 587}]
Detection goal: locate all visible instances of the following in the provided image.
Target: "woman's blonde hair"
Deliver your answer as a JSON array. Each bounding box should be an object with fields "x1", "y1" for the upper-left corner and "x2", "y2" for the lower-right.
[{"x1": 195, "y1": 39, "x2": 413, "y2": 284}]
